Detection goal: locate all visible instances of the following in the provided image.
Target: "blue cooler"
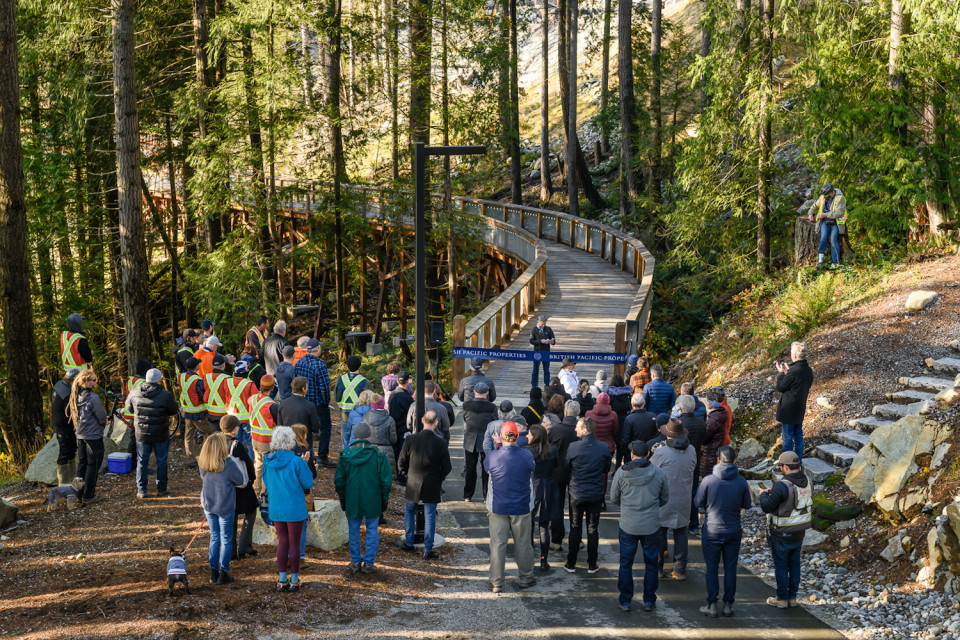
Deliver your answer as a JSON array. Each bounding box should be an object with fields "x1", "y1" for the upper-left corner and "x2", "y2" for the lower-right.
[{"x1": 107, "y1": 452, "x2": 133, "y2": 474}]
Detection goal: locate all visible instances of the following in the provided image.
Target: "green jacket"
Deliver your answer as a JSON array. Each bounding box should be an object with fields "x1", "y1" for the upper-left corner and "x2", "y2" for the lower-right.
[{"x1": 334, "y1": 440, "x2": 392, "y2": 518}]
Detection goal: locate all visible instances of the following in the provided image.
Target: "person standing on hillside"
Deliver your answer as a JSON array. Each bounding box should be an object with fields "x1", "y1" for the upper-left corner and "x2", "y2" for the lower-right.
[
  {"x1": 775, "y1": 341, "x2": 814, "y2": 459},
  {"x1": 629, "y1": 357, "x2": 651, "y2": 395},
  {"x1": 807, "y1": 183, "x2": 846, "y2": 268},
  {"x1": 262, "y1": 320, "x2": 291, "y2": 376},
  {"x1": 274, "y1": 346, "x2": 297, "y2": 401},
  {"x1": 61, "y1": 313, "x2": 94, "y2": 373},
  {"x1": 52, "y1": 369, "x2": 80, "y2": 485},
  {"x1": 760, "y1": 451, "x2": 812, "y2": 609},
  {"x1": 530, "y1": 315, "x2": 556, "y2": 389},
  {"x1": 245, "y1": 315, "x2": 269, "y2": 361},
  {"x1": 294, "y1": 339, "x2": 335, "y2": 467}
]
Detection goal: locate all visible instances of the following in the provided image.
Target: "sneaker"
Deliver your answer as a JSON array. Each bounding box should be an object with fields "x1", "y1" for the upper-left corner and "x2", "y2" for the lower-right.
[
  {"x1": 187, "y1": 462, "x2": 198, "y2": 469},
  {"x1": 157, "y1": 490, "x2": 170, "y2": 498},
  {"x1": 766, "y1": 597, "x2": 788, "y2": 609},
  {"x1": 787, "y1": 599, "x2": 799, "y2": 608},
  {"x1": 395, "y1": 540, "x2": 416, "y2": 552},
  {"x1": 488, "y1": 583, "x2": 502, "y2": 594},
  {"x1": 549, "y1": 542, "x2": 562, "y2": 552},
  {"x1": 618, "y1": 602, "x2": 631, "y2": 612},
  {"x1": 348, "y1": 561, "x2": 361, "y2": 573},
  {"x1": 700, "y1": 602, "x2": 718, "y2": 618},
  {"x1": 423, "y1": 550, "x2": 439, "y2": 560},
  {"x1": 462, "y1": 497, "x2": 471, "y2": 502},
  {"x1": 517, "y1": 579, "x2": 537, "y2": 589},
  {"x1": 136, "y1": 493, "x2": 146, "y2": 499},
  {"x1": 721, "y1": 601, "x2": 734, "y2": 617},
  {"x1": 360, "y1": 565, "x2": 377, "y2": 574},
  {"x1": 216, "y1": 570, "x2": 234, "y2": 585},
  {"x1": 276, "y1": 580, "x2": 290, "y2": 592},
  {"x1": 210, "y1": 569, "x2": 220, "y2": 584},
  {"x1": 587, "y1": 564, "x2": 599, "y2": 574},
  {"x1": 660, "y1": 570, "x2": 671, "y2": 579},
  {"x1": 318, "y1": 458, "x2": 337, "y2": 468},
  {"x1": 643, "y1": 602, "x2": 655, "y2": 612},
  {"x1": 670, "y1": 571, "x2": 687, "y2": 581},
  {"x1": 563, "y1": 563, "x2": 576, "y2": 573},
  {"x1": 689, "y1": 529, "x2": 701, "y2": 538}
]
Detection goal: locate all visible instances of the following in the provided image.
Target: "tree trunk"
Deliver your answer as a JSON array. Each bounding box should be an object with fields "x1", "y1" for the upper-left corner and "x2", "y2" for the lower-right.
[
  {"x1": 599, "y1": 0, "x2": 611, "y2": 154},
  {"x1": 509, "y1": 0, "x2": 521, "y2": 204},
  {"x1": 441, "y1": 0, "x2": 457, "y2": 315},
  {"x1": 385, "y1": 0, "x2": 399, "y2": 180},
  {"x1": 164, "y1": 115, "x2": 181, "y2": 326},
  {"x1": 0, "y1": 0, "x2": 46, "y2": 464},
  {"x1": 619, "y1": 0, "x2": 641, "y2": 222},
  {"x1": 888, "y1": 0, "x2": 908, "y2": 140},
  {"x1": 649, "y1": 0, "x2": 663, "y2": 207},
  {"x1": 757, "y1": 0, "x2": 772, "y2": 271},
  {"x1": 325, "y1": 0, "x2": 347, "y2": 327},
  {"x1": 794, "y1": 217, "x2": 818, "y2": 265},
  {"x1": 567, "y1": 0, "x2": 578, "y2": 216},
  {"x1": 923, "y1": 91, "x2": 947, "y2": 236},
  {"x1": 112, "y1": 0, "x2": 151, "y2": 372},
  {"x1": 191, "y1": 0, "x2": 220, "y2": 252},
  {"x1": 301, "y1": 24, "x2": 313, "y2": 111},
  {"x1": 539, "y1": 0, "x2": 552, "y2": 202},
  {"x1": 700, "y1": 0, "x2": 711, "y2": 109}
]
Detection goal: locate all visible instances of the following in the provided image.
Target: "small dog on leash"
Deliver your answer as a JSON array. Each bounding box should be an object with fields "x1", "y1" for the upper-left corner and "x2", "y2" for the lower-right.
[
  {"x1": 167, "y1": 547, "x2": 190, "y2": 596},
  {"x1": 44, "y1": 478, "x2": 85, "y2": 511}
]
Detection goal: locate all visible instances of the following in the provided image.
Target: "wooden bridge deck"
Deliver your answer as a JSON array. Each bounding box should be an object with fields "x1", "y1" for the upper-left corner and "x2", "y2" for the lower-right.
[{"x1": 483, "y1": 238, "x2": 640, "y2": 405}]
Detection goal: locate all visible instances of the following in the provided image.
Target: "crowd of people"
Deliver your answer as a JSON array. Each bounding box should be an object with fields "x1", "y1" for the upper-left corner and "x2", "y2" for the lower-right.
[{"x1": 51, "y1": 310, "x2": 816, "y2": 610}]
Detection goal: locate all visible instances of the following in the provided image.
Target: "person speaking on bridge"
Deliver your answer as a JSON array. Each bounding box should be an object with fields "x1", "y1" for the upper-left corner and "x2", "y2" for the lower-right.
[{"x1": 530, "y1": 316, "x2": 556, "y2": 389}]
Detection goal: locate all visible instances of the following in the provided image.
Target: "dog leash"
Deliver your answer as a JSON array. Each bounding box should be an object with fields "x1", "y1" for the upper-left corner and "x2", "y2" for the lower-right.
[{"x1": 182, "y1": 519, "x2": 207, "y2": 553}]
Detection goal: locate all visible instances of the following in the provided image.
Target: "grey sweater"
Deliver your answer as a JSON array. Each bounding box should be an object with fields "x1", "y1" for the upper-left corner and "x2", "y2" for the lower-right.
[
  {"x1": 200, "y1": 460, "x2": 246, "y2": 516},
  {"x1": 70, "y1": 389, "x2": 107, "y2": 440}
]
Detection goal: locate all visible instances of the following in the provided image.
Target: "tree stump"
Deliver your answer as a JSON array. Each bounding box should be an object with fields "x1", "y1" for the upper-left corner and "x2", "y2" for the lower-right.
[{"x1": 794, "y1": 217, "x2": 820, "y2": 265}]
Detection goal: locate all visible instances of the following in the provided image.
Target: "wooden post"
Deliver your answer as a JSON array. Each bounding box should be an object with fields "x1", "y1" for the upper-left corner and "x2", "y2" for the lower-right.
[
  {"x1": 621, "y1": 238, "x2": 627, "y2": 270},
  {"x1": 452, "y1": 314, "x2": 466, "y2": 392},
  {"x1": 601, "y1": 230, "x2": 607, "y2": 258},
  {"x1": 614, "y1": 321, "x2": 627, "y2": 379},
  {"x1": 495, "y1": 310, "x2": 503, "y2": 348},
  {"x1": 513, "y1": 295, "x2": 521, "y2": 329},
  {"x1": 537, "y1": 211, "x2": 543, "y2": 238}
]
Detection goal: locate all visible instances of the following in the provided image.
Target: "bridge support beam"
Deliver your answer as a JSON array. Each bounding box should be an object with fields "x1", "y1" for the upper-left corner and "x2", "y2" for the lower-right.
[{"x1": 614, "y1": 322, "x2": 626, "y2": 379}]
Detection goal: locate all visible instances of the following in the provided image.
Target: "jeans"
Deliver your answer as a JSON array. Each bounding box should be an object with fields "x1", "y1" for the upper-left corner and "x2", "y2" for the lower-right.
[
  {"x1": 348, "y1": 516, "x2": 381, "y2": 566},
  {"x1": 567, "y1": 497, "x2": 602, "y2": 568},
  {"x1": 136, "y1": 439, "x2": 169, "y2": 496},
  {"x1": 618, "y1": 528, "x2": 660, "y2": 607},
  {"x1": 205, "y1": 511, "x2": 235, "y2": 572},
  {"x1": 658, "y1": 525, "x2": 689, "y2": 575},
  {"x1": 702, "y1": 529, "x2": 742, "y2": 604},
  {"x1": 463, "y1": 449, "x2": 487, "y2": 501},
  {"x1": 770, "y1": 535, "x2": 804, "y2": 600},
  {"x1": 489, "y1": 512, "x2": 535, "y2": 588},
  {"x1": 819, "y1": 223, "x2": 840, "y2": 264},
  {"x1": 316, "y1": 407, "x2": 332, "y2": 460},
  {"x1": 76, "y1": 437, "x2": 104, "y2": 500},
  {"x1": 781, "y1": 423, "x2": 804, "y2": 459},
  {"x1": 405, "y1": 500, "x2": 438, "y2": 552},
  {"x1": 531, "y1": 359, "x2": 550, "y2": 387}
]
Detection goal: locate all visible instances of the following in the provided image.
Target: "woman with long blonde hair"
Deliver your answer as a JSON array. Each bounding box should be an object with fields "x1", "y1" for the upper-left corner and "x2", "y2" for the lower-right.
[
  {"x1": 199, "y1": 432, "x2": 246, "y2": 586},
  {"x1": 66, "y1": 369, "x2": 107, "y2": 505}
]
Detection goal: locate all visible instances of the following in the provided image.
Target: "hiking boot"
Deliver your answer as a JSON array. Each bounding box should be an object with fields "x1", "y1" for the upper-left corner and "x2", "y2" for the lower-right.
[
  {"x1": 488, "y1": 583, "x2": 502, "y2": 594},
  {"x1": 360, "y1": 564, "x2": 377, "y2": 575},
  {"x1": 317, "y1": 458, "x2": 337, "y2": 468},
  {"x1": 618, "y1": 602, "x2": 631, "y2": 612},
  {"x1": 395, "y1": 540, "x2": 415, "y2": 552},
  {"x1": 82, "y1": 495, "x2": 103, "y2": 505},
  {"x1": 700, "y1": 602, "x2": 718, "y2": 617},
  {"x1": 788, "y1": 599, "x2": 799, "y2": 608},
  {"x1": 671, "y1": 571, "x2": 687, "y2": 581},
  {"x1": 766, "y1": 597, "x2": 788, "y2": 609},
  {"x1": 643, "y1": 602, "x2": 655, "y2": 612},
  {"x1": 210, "y1": 569, "x2": 220, "y2": 584},
  {"x1": 517, "y1": 579, "x2": 537, "y2": 589},
  {"x1": 216, "y1": 570, "x2": 234, "y2": 585},
  {"x1": 423, "y1": 550, "x2": 439, "y2": 560},
  {"x1": 348, "y1": 561, "x2": 361, "y2": 573},
  {"x1": 721, "y1": 602, "x2": 734, "y2": 617}
]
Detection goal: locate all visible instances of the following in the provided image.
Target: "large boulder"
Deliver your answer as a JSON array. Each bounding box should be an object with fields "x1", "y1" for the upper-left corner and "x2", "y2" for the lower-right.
[
  {"x1": 252, "y1": 499, "x2": 348, "y2": 551},
  {"x1": 845, "y1": 415, "x2": 952, "y2": 521},
  {"x1": 0, "y1": 498, "x2": 17, "y2": 527},
  {"x1": 738, "y1": 438, "x2": 765, "y2": 459},
  {"x1": 25, "y1": 418, "x2": 131, "y2": 486}
]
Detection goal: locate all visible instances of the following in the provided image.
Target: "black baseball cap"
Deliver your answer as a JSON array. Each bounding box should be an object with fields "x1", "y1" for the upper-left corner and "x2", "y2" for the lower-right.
[{"x1": 201, "y1": 319, "x2": 216, "y2": 330}]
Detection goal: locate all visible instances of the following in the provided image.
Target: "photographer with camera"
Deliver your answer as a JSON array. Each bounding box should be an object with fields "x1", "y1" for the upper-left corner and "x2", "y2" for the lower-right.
[{"x1": 774, "y1": 342, "x2": 814, "y2": 459}]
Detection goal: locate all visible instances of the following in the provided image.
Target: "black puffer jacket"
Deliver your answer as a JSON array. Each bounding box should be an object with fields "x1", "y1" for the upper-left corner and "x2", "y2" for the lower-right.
[
  {"x1": 775, "y1": 359, "x2": 814, "y2": 425},
  {"x1": 566, "y1": 434, "x2": 612, "y2": 503},
  {"x1": 620, "y1": 409, "x2": 657, "y2": 446},
  {"x1": 125, "y1": 383, "x2": 179, "y2": 443}
]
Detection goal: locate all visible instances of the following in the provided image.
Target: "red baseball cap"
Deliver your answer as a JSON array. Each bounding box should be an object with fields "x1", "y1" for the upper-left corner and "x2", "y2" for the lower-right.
[{"x1": 500, "y1": 421, "x2": 519, "y2": 438}]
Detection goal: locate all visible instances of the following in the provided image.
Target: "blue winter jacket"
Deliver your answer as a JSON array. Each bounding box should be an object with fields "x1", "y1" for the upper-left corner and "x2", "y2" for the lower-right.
[
  {"x1": 642, "y1": 379, "x2": 677, "y2": 416},
  {"x1": 262, "y1": 449, "x2": 314, "y2": 522},
  {"x1": 694, "y1": 462, "x2": 752, "y2": 535},
  {"x1": 484, "y1": 443, "x2": 535, "y2": 516},
  {"x1": 345, "y1": 404, "x2": 373, "y2": 448}
]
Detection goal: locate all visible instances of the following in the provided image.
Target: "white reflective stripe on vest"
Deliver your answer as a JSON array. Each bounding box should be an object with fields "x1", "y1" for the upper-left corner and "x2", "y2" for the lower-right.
[
  {"x1": 204, "y1": 373, "x2": 230, "y2": 413},
  {"x1": 337, "y1": 374, "x2": 366, "y2": 410},
  {"x1": 226, "y1": 378, "x2": 252, "y2": 420},
  {"x1": 61, "y1": 332, "x2": 88, "y2": 370},
  {"x1": 250, "y1": 395, "x2": 276, "y2": 436},
  {"x1": 770, "y1": 481, "x2": 813, "y2": 529},
  {"x1": 179, "y1": 372, "x2": 205, "y2": 412}
]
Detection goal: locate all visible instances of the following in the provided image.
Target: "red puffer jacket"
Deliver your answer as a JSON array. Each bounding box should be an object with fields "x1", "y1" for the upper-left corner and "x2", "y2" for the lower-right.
[{"x1": 586, "y1": 394, "x2": 619, "y2": 455}]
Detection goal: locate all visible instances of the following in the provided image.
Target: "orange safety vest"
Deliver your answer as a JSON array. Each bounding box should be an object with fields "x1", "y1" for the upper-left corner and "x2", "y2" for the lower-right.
[
  {"x1": 226, "y1": 377, "x2": 254, "y2": 422},
  {"x1": 121, "y1": 376, "x2": 145, "y2": 419},
  {"x1": 195, "y1": 348, "x2": 216, "y2": 378},
  {"x1": 61, "y1": 331, "x2": 89, "y2": 372},
  {"x1": 247, "y1": 326, "x2": 265, "y2": 350},
  {"x1": 249, "y1": 393, "x2": 277, "y2": 443},
  {"x1": 204, "y1": 372, "x2": 230, "y2": 417}
]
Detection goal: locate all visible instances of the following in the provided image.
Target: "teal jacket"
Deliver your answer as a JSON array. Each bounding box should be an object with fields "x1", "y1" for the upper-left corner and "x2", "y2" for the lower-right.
[
  {"x1": 262, "y1": 449, "x2": 314, "y2": 522},
  {"x1": 334, "y1": 440, "x2": 392, "y2": 518}
]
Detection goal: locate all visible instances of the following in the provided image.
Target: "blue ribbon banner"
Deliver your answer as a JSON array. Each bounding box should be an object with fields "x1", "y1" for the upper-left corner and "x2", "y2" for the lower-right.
[{"x1": 452, "y1": 346, "x2": 627, "y2": 364}]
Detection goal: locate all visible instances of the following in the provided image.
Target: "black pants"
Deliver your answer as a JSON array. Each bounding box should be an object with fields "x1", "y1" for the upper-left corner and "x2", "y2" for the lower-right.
[
  {"x1": 615, "y1": 443, "x2": 630, "y2": 470},
  {"x1": 55, "y1": 430, "x2": 77, "y2": 465},
  {"x1": 233, "y1": 509, "x2": 257, "y2": 556},
  {"x1": 567, "y1": 497, "x2": 602, "y2": 568},
  {"x1": 537, "y1": 522, "x2": 551, "y2": 562},
  {"x1": 463, "y1": 449, "x2": 487, "y2": 501},
  {"x1": 76, "y1": 437, "x2": 104, "y2": 500},
  {"x1": 551, "y1": 482, "x2": 568, "y2": 544}
]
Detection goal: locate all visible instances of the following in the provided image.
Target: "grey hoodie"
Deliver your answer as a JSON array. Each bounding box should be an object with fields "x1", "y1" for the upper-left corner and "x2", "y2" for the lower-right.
[
  {"x1": 67, "y1": 313, "x2": 84, "y2": 333},
  {"x1": 610, "y1": 458, "x2": 669, "y2": 536},
  {"x1": 363, "y1": 408, "x2": 398, "y2": 478},
  {"x1": 71, "y1": 388, "x2": 107, "y2": 440}
]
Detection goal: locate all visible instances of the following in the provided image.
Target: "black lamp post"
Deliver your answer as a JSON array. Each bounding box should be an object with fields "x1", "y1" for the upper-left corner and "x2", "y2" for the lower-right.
[{"x1": 413, "y1": 142, "x2": 486, "y2": 421}]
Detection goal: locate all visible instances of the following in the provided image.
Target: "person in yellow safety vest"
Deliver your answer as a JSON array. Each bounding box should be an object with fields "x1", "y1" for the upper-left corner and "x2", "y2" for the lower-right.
[
  {"x1": 61, "y1": 313, "x2": 94, "y2": 373},
  {"x1": 249, "y1": 375, "x2": 280, "y2": 496},
  {"x1": 807, "y1": 182, "x2": 847, "y2": 268},
  {"x1": 180, "y1": 356, "x2": 209, "y2": 467},
  {"x1": 175, "y1": 329, "x2": 201, "y2": 373},
  {"x1": 335, "y1": 355, "x2": 368, "y2": 425},
  {"x1": 759, "y1": 451, "x2": 812, "y2": 609},
  {"x1": 121, "y1": 359, "x2": 152, "y2": 459},
  {"x1": 203, "y1": 355, "x2": 232, "y2": 436},
  {"x1": 245, "y1": 315, "x2": 268, "y2": 361},
  {"x1": 225, "y1": 365, "x2": 258, "y2": 459}
]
